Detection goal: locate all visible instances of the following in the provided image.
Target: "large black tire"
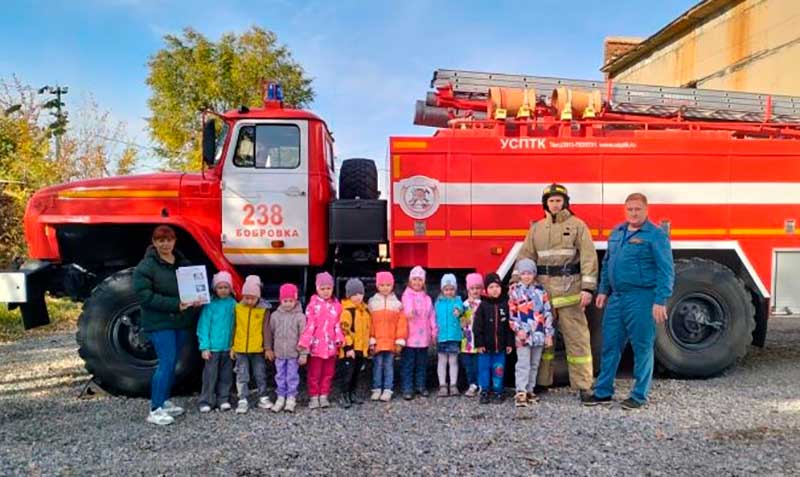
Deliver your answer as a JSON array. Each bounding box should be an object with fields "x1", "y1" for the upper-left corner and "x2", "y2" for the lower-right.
[
  {"x1": 656, "y1": 258, "x2": 755, "y2": 378},
  {"x1": 76, "y1": 268, "x2": 200, "y2": 397},
  {"x1": 339, "y1": 158, "x2": 379, "y2": 200}
]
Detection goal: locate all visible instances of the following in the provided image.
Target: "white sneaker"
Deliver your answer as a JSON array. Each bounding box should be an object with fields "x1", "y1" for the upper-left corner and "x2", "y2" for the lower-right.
[
  {"x1": 319, "y1": 395, "x2": 330, "y2": 408},
  {"x1": 235, "y1": 399, "x2": 249, "y2": 414},
  {"x1": 162, "y1": 400, "x2": 185, "y2": 417},
  {"x1": 146, "y1": 408, "x2": 174, "y2": 426},
  {"x1": 272, "y1": 396, "x2": 285, "y2": 413},
  {"x1": 199, "y1": 404, "x2": 212, "y2": 413},
  {"x1": 219, "y1": 402, "x2": 232, "y2": 411},
  {"x1": 285, "y1": 397, "x2": 297, "y2": 413},
  {"x1": 380, "y1": 389, "x2": 393, "y2": 402},
  {"x1": 465, "y1": 384, "x2": 479, "y2": 397},
  {"x1": 257, "y1": 396, "x2": 273, "y2": 410},
  {"x1": 308, "y1": 396, "x2": 320, "y2": 409},
  {"x1": 370, "y1": 389, "x2": 382, "y2": 401}
]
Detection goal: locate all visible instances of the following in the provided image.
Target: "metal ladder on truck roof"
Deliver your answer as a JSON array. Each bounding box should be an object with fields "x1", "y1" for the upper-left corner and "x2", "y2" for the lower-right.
[{"x1": 430, "y1": 68, "x2": 800, "y2": 124}]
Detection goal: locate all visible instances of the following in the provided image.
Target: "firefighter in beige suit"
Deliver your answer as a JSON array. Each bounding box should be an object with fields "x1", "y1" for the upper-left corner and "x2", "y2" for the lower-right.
[{"x1": 515, "y1": 184, "x2": 598, "y2": 402}]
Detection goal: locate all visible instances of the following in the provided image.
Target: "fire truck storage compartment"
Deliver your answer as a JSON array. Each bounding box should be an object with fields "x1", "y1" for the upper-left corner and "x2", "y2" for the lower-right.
[
  {"x1": 773, "y1": 250, "x2": 800, "y2": 314},
  {"x1": 329, "y1": 199, "x2": 387, "y2": 244}
]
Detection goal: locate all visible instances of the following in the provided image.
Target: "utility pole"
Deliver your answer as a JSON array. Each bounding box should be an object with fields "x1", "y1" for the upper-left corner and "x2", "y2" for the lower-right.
[{"x1": 38, "y1": 85, "x2": 68, "y2": 160}]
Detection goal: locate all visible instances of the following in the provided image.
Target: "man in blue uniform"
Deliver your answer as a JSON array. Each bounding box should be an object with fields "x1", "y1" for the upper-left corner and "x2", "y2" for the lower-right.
[{"x1": 585, "y1": 193, "x2": 674, "y2": 410}]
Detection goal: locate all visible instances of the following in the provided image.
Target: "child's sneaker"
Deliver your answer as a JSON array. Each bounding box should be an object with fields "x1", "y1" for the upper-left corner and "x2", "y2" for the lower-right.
[
  {"x1": 146, "y1": 408, "x2": 174, "y2": 426},
  {"x1": 464, "y1": 384, "x2": 478, "y2": 397},
  {"x1": 437, "y1": 386, "x2": 448, "y2": 397},
  {"x1": 257, "y1": 396, "x2": 273, "y2": 410},
  {"x1": 479, "y1": 392, "x2": 491, "y2": 405},
  {"x1": 380, "y1": 389, "x2": 393, "y2": 402},
  {"x1": 515, "y1": 391, "x2": 528, "y2": 408},
  {"x1": 199, "y1": 404, "x2": 212, "y2": 413},
  {"x1": 449, "y1": 385, "x2": 459, "y2": 397},
  {"x1": 162, "y1": 400, "x2": 185, "y2": 417},
  {"x1": 284, "y1": 397, "x2": 297, "y2": 413},
  {"x1": 319, "y1": 395, "x2": 331, "y2": 408},
  {"x1": 235, "y1": 399, "x2": 249, "y2": 414},
  {"x1": 219, "y1": 402, "x2": 232, "y2": 411},
  {"x1": 272, "y1": 396, "x2": 285, "y2": 413},
  {"x1": 308, "y1": 396, "x2": 320, "y2": 409},
  {"x1": 526, "y1": 392, "x2": 539, "y2": 404},
  {"x1": 493, "y1": 392, "x2": 505, "y2": 404},
  {"x1": 371, "y1": 389, "x2": 382, "y2": 401}
]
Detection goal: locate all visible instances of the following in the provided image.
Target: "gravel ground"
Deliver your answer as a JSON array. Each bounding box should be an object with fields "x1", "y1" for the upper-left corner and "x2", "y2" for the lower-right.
[{"x1": 2, "y1": 319, "x2": 800, "y2": 476}]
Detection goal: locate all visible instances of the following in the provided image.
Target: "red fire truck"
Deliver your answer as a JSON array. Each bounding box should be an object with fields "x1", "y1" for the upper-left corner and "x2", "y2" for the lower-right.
[{"x1": 1, "y1": 69, "x2": 798, "y2": 396}]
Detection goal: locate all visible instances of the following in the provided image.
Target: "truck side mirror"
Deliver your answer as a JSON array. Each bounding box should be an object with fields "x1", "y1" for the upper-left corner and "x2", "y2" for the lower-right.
[{"x1": 202, "y1": 119, "x2": 217, "y2": 166}]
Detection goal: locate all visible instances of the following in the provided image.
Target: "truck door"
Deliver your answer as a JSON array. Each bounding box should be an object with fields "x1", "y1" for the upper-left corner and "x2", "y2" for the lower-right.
[{"x1": 221, "y1": 120, "x2": 309, "y2": 265}]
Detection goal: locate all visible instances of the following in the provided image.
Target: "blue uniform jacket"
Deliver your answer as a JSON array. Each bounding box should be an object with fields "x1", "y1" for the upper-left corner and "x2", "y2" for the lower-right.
[{"x1": 598, "y1": 220, "x2": 675, "y2": 305}]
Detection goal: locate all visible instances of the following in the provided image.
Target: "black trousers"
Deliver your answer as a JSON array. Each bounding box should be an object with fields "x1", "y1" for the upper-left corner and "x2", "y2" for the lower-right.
[{"x1": 340, "y1": 352, "x2": 365, "y2": 393}]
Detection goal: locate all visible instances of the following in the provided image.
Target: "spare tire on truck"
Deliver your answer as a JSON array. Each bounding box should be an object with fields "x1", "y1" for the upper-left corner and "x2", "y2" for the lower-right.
[
  {"x1": 339, "y1": 158, "x2": 379, "y2": 200},
  {"x1": 76, "y1": 268, "x2": 200, "y2": 396},
  {"x1": 656, "y1": 258, "x2": 755, "y2": 378}
]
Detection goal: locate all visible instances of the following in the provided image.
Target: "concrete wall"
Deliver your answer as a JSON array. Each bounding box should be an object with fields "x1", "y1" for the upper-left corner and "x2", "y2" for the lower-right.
[{"x1": 610, "y1": 0, "x2": 800, "y2": 95}]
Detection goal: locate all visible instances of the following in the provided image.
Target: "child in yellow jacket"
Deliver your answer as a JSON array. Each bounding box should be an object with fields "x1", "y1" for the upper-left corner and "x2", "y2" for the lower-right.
[
  {"x1": 338, "y1": 278, "x2": 371, "y2": 408},
  {"x1": 230, "y1": 275, "x2": 272, "y2": 414}
]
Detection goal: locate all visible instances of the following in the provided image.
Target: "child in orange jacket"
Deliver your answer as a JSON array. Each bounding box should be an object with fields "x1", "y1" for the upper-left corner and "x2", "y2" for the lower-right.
[{"x1": 368, "y1": 271, "x2": 407, "y2": 402}]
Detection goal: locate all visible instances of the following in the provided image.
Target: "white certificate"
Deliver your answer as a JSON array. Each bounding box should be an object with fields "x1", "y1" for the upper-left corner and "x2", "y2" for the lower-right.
[{"x1": 176, "y1": 265, "x2": 211, "y2": 305}]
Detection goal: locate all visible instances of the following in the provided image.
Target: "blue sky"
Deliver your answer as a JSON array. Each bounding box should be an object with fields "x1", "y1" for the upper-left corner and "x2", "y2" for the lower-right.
[{"x1": 1, "y1": 0, "x2": 697, "y2": 173}]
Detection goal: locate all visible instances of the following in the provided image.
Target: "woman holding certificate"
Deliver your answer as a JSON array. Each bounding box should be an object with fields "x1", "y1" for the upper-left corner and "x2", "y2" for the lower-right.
[{"x1": 133, "y1": 225, "x2": 201, "y2": 426}]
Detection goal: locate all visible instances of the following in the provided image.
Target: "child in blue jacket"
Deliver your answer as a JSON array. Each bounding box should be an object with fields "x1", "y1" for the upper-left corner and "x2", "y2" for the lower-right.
[
  {"x1": 435, "y1": 274, "x2": 464, "y2": 397},
  {"x1": 197, "y1": 271, "x2": 237, "y2": 413}
]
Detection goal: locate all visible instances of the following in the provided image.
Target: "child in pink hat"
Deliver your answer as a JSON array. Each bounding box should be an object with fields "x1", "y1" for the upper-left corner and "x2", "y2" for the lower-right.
[
  {"x1": 400, "y1": 266, "x2": 436, "y2": 400},
  {"x1": 264, "y1": 283, "x2": 307, "y2": 413},
  {"x1": 461, "y1": 272, "x2": 484, "y2": 397},
  {"x1": 298, "y1": 271, "x2": 343, "y2": 409}
]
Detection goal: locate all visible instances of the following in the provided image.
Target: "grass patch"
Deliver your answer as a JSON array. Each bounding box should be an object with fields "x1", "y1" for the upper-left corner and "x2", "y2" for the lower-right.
[{"x1": 0, "y1": 297, "x2": 82, "y2": 343}]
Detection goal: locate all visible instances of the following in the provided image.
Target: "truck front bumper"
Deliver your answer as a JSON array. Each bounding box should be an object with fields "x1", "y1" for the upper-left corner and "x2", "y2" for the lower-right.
[{"x1": 0, "y1": 260, "x2": 54, "y2": 329}]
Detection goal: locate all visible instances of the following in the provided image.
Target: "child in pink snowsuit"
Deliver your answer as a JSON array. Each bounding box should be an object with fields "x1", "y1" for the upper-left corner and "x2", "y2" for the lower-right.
[
  {"x1": 400, "y1": 266, "x2": 437, "y2": 400},
  {"x1": 298, "y1": 272, "x2": 344, "y2": 409}
]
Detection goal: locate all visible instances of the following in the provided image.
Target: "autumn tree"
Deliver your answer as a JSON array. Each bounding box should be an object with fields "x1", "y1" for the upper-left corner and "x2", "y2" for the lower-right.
[{"x1": 146, "y1": 26, "x2": 314, "y2": 171}]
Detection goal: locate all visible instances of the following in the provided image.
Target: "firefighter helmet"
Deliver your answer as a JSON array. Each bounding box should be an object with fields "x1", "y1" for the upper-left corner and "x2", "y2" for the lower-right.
[{"x1": 542, "y1": 183, "x2": 570, "y2": 211}]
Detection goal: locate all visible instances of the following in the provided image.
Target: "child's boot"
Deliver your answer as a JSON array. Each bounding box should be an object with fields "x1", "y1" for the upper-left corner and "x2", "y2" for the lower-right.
[
  {"x1": 272, "y1": 396, "x2": 285, "y2": 413},
  {"x1": 479, "y1": 392, "x2": 491, "y2": 405},
  {"x1": 465, "y1": 384, "x2": 478, "y2": 397},
  {"x1": 319, "y1": 395, "x2": 331, "y2": 408},
  {"x1": 340, "y1": 393, "x2": 352, "y2": 409},
  {"x1": 308, "y1": 396, "x2": 320, "y2": 409},
  {"x1": 258, "y1": 396, "x2": 273, "y2": 410},
  {"x1": 235, "y1": 399, "x2": 249, "y2": 414},
  {"x1": 515, "y1": 391, "x2": 528, "y2": 407},
  {"x1": 350, "y1": 392, "x2": 364, "y2": 405},
  {"x1": 437, "y1": 386, "x2": 448, "y2": 397},
  {"x1": 380, "y1": 389, "x2": 393, "y2": 402},
  {"x1": 371, "y1": 389, "x2": 382, "y2": 401},
  {"x1": 285, "y1": 397, "x2": 297, "y2": 413},
  {"x1": 449, "y1": 385, "x2": 459, "y2": 397}
]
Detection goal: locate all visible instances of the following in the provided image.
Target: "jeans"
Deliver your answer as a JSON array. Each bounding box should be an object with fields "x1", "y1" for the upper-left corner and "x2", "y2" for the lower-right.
[
  {"x1": 372, "y1": 351, "x2": 394, "y2": 390},
  {"x1": 477, "y1": 352, "x2": 506, "y2": 394},
  {"x1": 341, "y1": 352, "x2": 365, "y2": 394},
  {"x1": 148, "y1": 329, "x2": 189, "y2": 411},
  {"x1": 401, "y1": 346, "x2": 428, "y2": 393},
  {"x1": 199, "y1": 351, "x2": 233, "y2": 407},
  {"x1": 461, "y1": 353, "x2": 478, "y2": 387},
  {"x1": 234, "y1": 353, "x2": 268, "y2": 399},
  {"x1": 595, "y1": 289, "x2": 657, "y2": 403},
  {"x1": 275, "y1": 357, "x2": 300, "y2": 398}
]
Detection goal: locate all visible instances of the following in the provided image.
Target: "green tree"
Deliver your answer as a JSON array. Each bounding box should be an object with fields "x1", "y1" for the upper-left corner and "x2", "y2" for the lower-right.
[{"x1": 146, "y1": 26, "x2": 314, "y2": 171}]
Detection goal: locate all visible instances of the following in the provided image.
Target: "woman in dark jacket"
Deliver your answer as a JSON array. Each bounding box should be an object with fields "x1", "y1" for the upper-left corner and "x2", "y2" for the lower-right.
[{"x1": 133, "y1": 225, "x2": 199, "y2": 425}]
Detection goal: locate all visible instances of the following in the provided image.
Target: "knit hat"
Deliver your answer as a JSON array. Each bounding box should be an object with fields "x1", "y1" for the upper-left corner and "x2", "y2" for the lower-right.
[
  {"x1": 211, "y1": 271, "x2": 232, "y2": 289},
  {"x1": 516, "y1": 258, "x2": 537, "y2": 275},
  {"x1": 375, "y1": 271, "x2": 394, "y2": 286},
  {"x1": 465, "y1": 272, "x2": 483, "y2": 289},
  {"x1": 242, "y1": 275, "x2": 262, "y2": 297},
  {"x1": 440, "y1": 273, "x2": 457, "y2": 291},
  {"x1": 409, "y1": 266, "x2": 426, "y2": 281},
  {"x1": 279, "y1": 283, "x2": 298, "y2": 301},
  {"x1": 315, "y1": 271, "x2": 334, "y2": 289},
  {"x1": 484, "y1": 273, "x2": 503, "y2": 289},
  {"x1": 345, "y1": 278, "x2": 365, "y2": 297}
]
